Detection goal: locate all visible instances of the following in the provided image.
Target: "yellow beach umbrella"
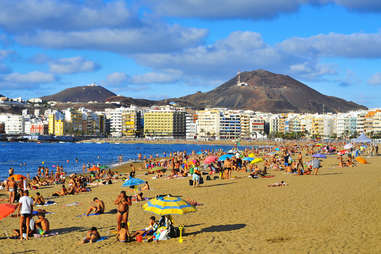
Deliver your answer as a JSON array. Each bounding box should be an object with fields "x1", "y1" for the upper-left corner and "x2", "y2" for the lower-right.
[
  {"x1": 250, "y1": 158, "x2": 264, "y2": 164},
  {"x1": 248, "y1": 153, "x2": 255, "y2": 158},
  {"x1": 142, "y1": 195, "x2": 196, "y2": 215}
]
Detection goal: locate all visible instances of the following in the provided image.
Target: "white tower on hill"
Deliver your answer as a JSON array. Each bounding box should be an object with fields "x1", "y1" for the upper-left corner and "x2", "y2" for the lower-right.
[{"x1": 236, "y1": 71, "x2": 248, "y2": 87}]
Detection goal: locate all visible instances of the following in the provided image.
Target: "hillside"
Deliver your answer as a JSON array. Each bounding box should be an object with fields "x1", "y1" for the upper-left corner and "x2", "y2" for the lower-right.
[
  {"x1": 176, "y1": 70, "x2": 366, "y2": 113},
  {"x1": 41, "y1": 85, "x2": 116, "y2": 103},
  {"x1": 105, "y1": 96, "x2": 157, "y2": 107}
]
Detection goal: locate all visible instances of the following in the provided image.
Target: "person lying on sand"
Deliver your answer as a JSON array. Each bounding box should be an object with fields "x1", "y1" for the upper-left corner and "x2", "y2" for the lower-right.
[
  {"x1": 33, "y1": 192, "x2": 45, "y2": 205},
  {"x1": 35, "y1": 210, "x2": 50, "y2": 235},
  {"x1": 53, "y1": 185, "x2": 68, "y2": 196},
  {"x1": 268, "y1": 181, "x2": 287, "y2": 187},
  {"x1": 116, "y1": 223, "x2": 129, "y2": 242},
  {"x1": 86, "y1": 197, "x2": 105, "y2": 216},
  {"x1": 131, "y1": 216, "x2": 158, "y2": 238},
  {"x1": 80, "y1": 227, "x2": 100, "y2": 244}
]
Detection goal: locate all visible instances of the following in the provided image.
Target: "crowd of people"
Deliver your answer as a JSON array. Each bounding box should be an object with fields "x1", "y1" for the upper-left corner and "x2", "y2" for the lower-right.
[{"x1": 1, "y1": 140, "x2": 378, "y2": 243}]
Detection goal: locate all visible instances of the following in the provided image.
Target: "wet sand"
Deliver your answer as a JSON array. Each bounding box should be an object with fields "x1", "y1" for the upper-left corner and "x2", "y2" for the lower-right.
[{"x1": 1, "y1": 155, "x2": 381, "y2": 254}]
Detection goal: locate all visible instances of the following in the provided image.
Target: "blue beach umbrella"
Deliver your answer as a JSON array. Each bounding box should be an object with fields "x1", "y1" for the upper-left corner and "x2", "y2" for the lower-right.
[
  {"x1": 218, "y1": 154, "x2": 234, "y2": 161},
  {"x1": 243, "y1": 157, "x2": 254, "y2": 161},
  {"x1": 122, "y1": 177, "x2": 145, "y2": 187},
  {"x1": 312, "y1": 154, "x2": 327, "y2": 159}
]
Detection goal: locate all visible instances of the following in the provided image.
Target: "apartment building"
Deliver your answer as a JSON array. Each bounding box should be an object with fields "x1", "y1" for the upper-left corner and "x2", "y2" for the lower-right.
[{"x1": 144, "y1": 110, "x2": 186, "y2": 138}]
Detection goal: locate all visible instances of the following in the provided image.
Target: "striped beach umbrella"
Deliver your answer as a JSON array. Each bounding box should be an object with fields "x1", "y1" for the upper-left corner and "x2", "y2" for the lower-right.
[
  {"x1": 142, "y1": 195, "x2": 196, "y2": 215},
  {"x1": 122, "y1": 177, "x2": 145, "y2": 187}
]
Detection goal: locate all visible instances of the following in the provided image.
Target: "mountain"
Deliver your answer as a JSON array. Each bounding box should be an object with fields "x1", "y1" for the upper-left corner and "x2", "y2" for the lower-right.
[
  {"x1": 105, "y1": 96, "x2": 157, "y2": 107},
  {"x1": 41, "y1": 85, "x2": 116, "y2": 102},
  {"x1": 175, "y1": 70, "x2": 366, "y2": 113}
]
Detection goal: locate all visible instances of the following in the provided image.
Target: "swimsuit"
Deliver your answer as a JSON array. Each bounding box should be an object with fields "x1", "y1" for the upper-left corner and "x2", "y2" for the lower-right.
[{"x1": 9, "y1": 188, "x2": 14, "y2": 192}]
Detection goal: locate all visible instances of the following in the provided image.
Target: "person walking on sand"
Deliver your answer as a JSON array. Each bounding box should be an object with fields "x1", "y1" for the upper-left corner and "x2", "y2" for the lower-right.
[
  {"x1": 18, "y1": 190, "x2": 34, "y2": 240},
  {"x1": 312, "y1": 158, "x2": 321, "y2": 175}
]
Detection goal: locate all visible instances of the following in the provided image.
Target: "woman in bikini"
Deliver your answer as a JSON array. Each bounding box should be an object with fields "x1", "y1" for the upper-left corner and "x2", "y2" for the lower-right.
[{"x1": 114, "y1": 191, "x2": 132, "y2": 235}]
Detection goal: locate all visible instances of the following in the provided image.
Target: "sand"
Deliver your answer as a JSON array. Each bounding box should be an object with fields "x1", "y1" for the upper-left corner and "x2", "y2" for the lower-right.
[{"x1": 1, "y1": 155, "x2": 381, "y2": 254}]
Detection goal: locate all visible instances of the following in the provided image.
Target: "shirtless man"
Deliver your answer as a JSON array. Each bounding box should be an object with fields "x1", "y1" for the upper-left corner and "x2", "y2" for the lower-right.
[
  {"x1": 296, "y1": 152, "x2": 304, "y2": 174},
  {"x1": 33, "y1": 192, "x2": 45, "y2": 205},
  {"x1": 114, "y1": 191, "x2": 132, "y2": 234},
  {"x1": 86, "y1": 197, "x2": 105, "y2": 216},
  {"x1": 7, "y1": 177, "x2": 16, "y2": 203},
  {"x1": 223, "y1": 158, "x2": 232, "y2": 179},
  {"x1": 8, "y1": 167, "x2": 14, "y2": 177},
  {"x1": 35, "y1": 210, "x2": 50, "y2": 234}
]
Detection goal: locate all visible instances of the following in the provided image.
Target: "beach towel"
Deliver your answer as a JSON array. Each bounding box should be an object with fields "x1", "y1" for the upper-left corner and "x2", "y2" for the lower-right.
[
  {"x1": 96, "y1": 236, "x2": 108, "y2": 242},
  {"x1": 32, "y1": 211, "x2": 55, "y2": 215},
  {"x1": 33, "y1": 232, "x2": 59, "y2": 238},
  {"x1": 65, "y1": 202, "x2": 80, "y2": 207},
  {"x1": 261, "y1": 175, "x2": 275, "y2": 178},
  {"x1": 77, "y1": 213, "x2": 100, "y2": 217},
  {"x1": 36, "y1": 201, "x2": 56, "y2": 207}
]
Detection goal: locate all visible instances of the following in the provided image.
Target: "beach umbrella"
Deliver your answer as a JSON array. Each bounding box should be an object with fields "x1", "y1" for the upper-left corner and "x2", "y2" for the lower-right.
[
  {"x1": 243, "y1": 157, "x2": 254, "y2": 162},
  {"x1": 0, "y1": 204, "x2": 16, "y2": 220},
  {"x1": 218, "y1": 154, "x2": 233, "y2": 161},
  {"x1": 248, "y1": 153, "x2": 255, "y2": 158},
  {"x1": 122, "y1": 177, "x2": 145, "y2": 187},
  {"x1": 250, "y1": 158, "x2": 264, "y2": 164},
  {"x1": 204, "y1": 156, "x2": 218, "y2": 164},
  {"x1": 142, "y1": 195, "x2": 196, "y2": 216},
  {"x1": 8, "y1": 174, "x2": 26, "y2": 182},
  {"x1": 88, "y1": 166, "x2": 100, "y2": 172},
  {"x1": 344, "y1": 144, "x2": 353, "y2": 150},
  {"x1": 312, "y1": 154, "x2": 327, "y2": 159},
  {"x1": 99, "y1": 165, "x2": 109, "y2": 169},
  {"x1": 274, "y1": 148, "x2": 280, "y2": 151}
]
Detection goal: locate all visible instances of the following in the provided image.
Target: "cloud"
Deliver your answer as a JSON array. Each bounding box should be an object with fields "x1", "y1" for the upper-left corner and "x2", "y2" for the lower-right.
[
  {"x1": 16, "y1": 26, "x2": 207, "y2": 54},
  {"x1": 368, "y1": 73, "x2": 381, "y2": 85},
  {"x1": 146, "y1": 0, "x2": 381, "y2": 20},
  {"x1": 279, "y1": 31, "x2": 381, "y2": 58},
  {"x1": 0, "y1": 0, "x2": 137, "y2": 33},
  {"x1": 0, "y1": 0, "x2": 207, "y2": 54},
  {"x1": 48, "y1": 57, "x2": 100, "y2": 74},
  {"x1": 107, "y1": 72, "x2": 129, "y2": 84},
  {"x1": 0, "y1": 71, "x2": 56, "y2": 89}
]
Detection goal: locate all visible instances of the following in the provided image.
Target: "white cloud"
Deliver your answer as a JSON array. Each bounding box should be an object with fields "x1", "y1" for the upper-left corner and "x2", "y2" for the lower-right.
[
  {"x1": 49, "y1": 57, "x2": 100, "y2": 74},
  {"x1": 0, "y1": 0, "x2": 136, "y2": 32},
  {"x1": 16, "y1": 26, "x2": 207, "y2": 54},
  {"x1": 3, "y1": 71, "x2": 55, "y2": 84},
  {"x1": 368, "y1": 73, "x2": 381, "y2": 85},
  {"x1": 146, "y1": 0, "x2": 381, "y2": 20},
  {"x1": 107, "y1": 72, "x2": 129, "y2": 84}
]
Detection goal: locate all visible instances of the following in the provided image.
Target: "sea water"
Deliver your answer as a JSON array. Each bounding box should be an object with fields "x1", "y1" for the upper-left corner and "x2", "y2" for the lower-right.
[{"x1": 0, "y1": 142, "x2": 236, "y2": 180}]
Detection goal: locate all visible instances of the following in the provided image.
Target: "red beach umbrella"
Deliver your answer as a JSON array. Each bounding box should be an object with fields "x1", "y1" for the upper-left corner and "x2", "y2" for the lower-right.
[{"x1": 0, "y1": 204, "x2": 16, "y2": 220}]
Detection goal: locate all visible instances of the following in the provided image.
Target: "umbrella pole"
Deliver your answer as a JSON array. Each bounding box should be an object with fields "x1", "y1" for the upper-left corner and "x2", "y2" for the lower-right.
[{"x1": 178, "y1": 225, "x2": 184, "y2": 243}]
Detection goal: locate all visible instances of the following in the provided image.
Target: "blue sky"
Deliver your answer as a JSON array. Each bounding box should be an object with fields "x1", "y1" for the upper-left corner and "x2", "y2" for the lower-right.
[{"x1": 0, "y1": 0, "x2": 381, "y2": 108}]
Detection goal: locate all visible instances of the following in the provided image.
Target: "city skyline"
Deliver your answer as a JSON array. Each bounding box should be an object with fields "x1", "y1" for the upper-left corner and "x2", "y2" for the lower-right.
[{"x1": 1, "y1": 0, "x2": 381, "y2": 107}]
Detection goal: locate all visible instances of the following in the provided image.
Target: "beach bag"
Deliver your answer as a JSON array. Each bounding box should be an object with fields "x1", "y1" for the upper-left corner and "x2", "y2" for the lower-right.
[
  {"x1": 189, "y1": 179, "x2": 193, "y2": 186},
  {"x1": 199, "y1": 177, "x2": 204, "y2": 185},
  {"x1": 206, "y1": 175, "x2": 211, "y2": 181},
  {"x1": 169, "y1": 226, "x2": 180, "y2": 238}
]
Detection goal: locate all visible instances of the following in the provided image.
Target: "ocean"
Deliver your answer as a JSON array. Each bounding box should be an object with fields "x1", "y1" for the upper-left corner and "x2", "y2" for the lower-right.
[{"x1": 0, "y1": 142, "x2": 236, "y2": 180}]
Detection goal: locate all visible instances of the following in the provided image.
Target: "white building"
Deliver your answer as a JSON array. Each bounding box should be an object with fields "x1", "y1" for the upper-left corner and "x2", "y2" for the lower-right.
[
  {"x1": 186, "y1": 112, "x2": 197, "y2": 140},
  {"x1": 0, "y1": 114, "x2": 25, "y2": 134}
]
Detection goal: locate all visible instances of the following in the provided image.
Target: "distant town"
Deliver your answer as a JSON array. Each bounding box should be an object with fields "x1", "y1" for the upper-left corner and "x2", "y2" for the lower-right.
[{"x1": 0, "y1": 92, "x2": 380, "y2": 142}]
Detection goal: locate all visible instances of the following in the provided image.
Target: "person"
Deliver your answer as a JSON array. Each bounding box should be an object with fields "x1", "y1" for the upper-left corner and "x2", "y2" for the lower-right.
[
  {"x1": 18, "y1": 190, "x2": 34, "y2": 240},
  {"x1": 86, "y1": 197, "x2": 105, "y2": 216},
  {"x1": 131, "y1": 216, "x2": 158, "y2": 238},
  {"x1": 53, "y1": 184, "x2": 68, "y2": 196},
  {"x1": 8, "y1": 167, "x2": 14, "y2": 177},
  {"x1": 34, "y1": 210, "x2": 50, "y2": 235},
  {"x1": 33, "y1": 192, "x2": 45, "y2": 205},
  {"x1": 12, "y1": 213, "x2": 36, "y2": 239},
  {"x1": 312, "y1": 158, "x2": 321, "y2": 175},
  {"x1": 81, "y1": 227, "x2": 100, "y2": 244},
  {"x1": 116, "y1": 223, "x2": 129, "y2": 242},
  {"x1": 6, "y1": 177, "x2": 16, "y2": 204},
  {"x1": 114, "y1": 191, "x2": 132, "y2": 234},
  {"x1": 141, "y1": 181, "x2": 150, "y2": 191},
  {"x1": 296, "y1": 152, "x2": 304, "y2": 174},
  {"x1": 192, "y1": 168, "x2": 201, "y2": 188},
  {"x1": 223, "y1": 158, "x2": 232, "y2": 179}
]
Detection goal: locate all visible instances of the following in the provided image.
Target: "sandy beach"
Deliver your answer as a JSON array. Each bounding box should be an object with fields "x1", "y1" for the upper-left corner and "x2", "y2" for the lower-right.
[{"x1": 1, "y1": 154, "x2": 381, "y2": 254}]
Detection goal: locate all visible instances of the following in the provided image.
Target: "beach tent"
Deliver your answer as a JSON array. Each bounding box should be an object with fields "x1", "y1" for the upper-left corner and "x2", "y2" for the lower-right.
[
  {"x1": 122, "y1": 177, "x2": 145, "y2": 187},
  {"x1": 352, "y1": 134, "x2": 372, "y2": 143},
  {"x1": 204, "y1": 156, "x2": 218, "y2": 164},
  {"x1": 142, "y1": 195, "x2": 196, "y2": 215},
  {"x1": 344, "y1": 143, "x2": 353, "y2": 150}
]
